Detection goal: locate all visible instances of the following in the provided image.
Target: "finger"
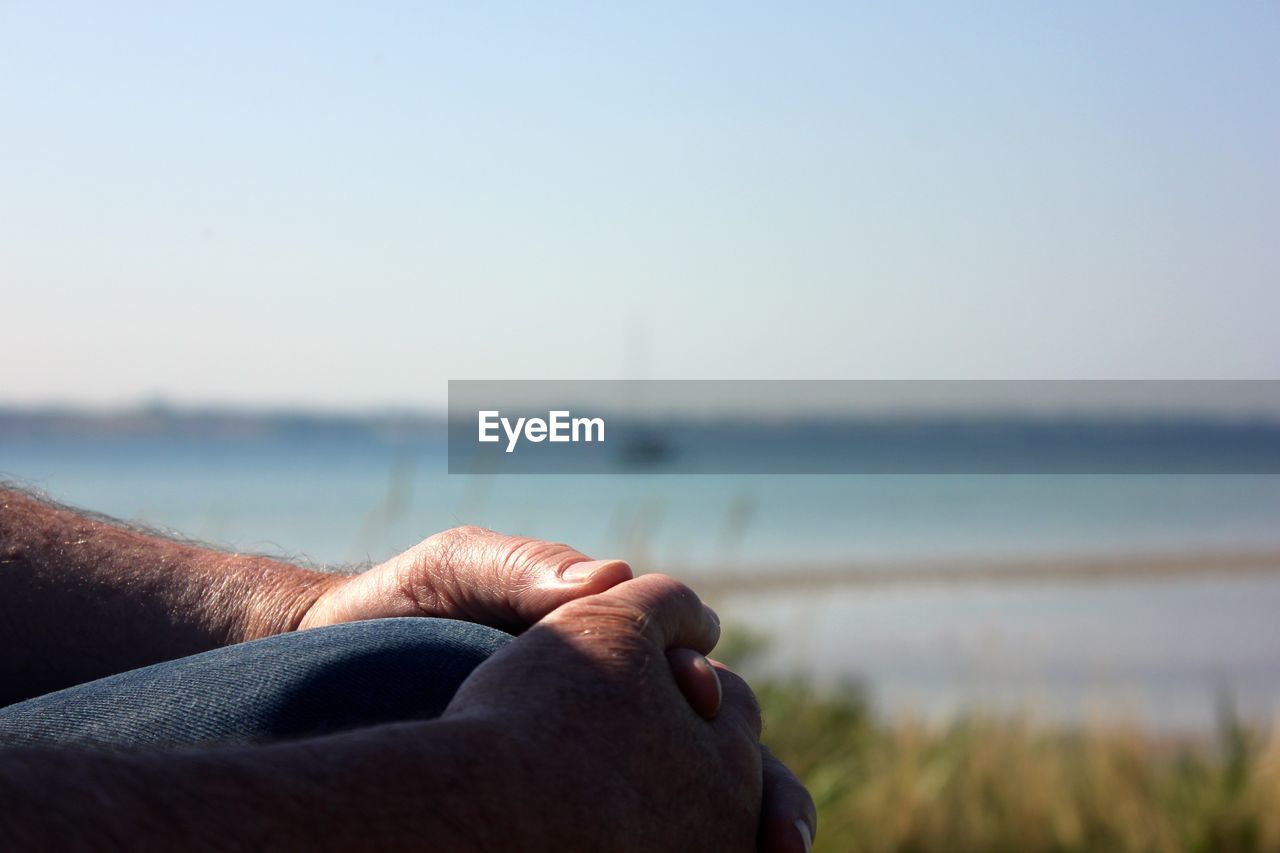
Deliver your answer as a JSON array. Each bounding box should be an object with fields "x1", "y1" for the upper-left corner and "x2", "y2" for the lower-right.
[
  {"x1": 709, "y1": 660, "x2": 762, "y2": 740},
  {"x1": 757, "y1": 745, "x2": 817, "y2": 853},
  {"x1": 520, "y1": 550, "x2": 634, "y2": 621},
  {"x1": 580, "y1": 573, "x2": 721, "y2": 655},
  {"x1": 667, "y1": 648, "x2": 722, "y2": 720},
  {"x1": 416, "y1": 526, "x2": 634, "y2": 626}
]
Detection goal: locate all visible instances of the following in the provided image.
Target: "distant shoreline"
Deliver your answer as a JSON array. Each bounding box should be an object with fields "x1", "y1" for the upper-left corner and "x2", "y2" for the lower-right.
[{"x1": 6, "y1": 403, "x2": 1280, "y2": 475}]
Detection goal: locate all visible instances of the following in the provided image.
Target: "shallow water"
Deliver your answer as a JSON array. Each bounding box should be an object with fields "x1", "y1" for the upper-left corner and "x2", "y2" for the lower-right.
[
  {"x1": 3, "y1": 433, "x2": 1279, "y2": 729},
  {"x1": 718, "y1": 574, "x2": 1280, "y2": 732}
]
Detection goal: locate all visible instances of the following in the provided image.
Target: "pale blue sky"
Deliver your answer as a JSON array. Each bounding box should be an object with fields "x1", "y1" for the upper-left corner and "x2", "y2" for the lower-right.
[{"x1": 2, "y1": 2, "x2": 1277, "y2": 409}]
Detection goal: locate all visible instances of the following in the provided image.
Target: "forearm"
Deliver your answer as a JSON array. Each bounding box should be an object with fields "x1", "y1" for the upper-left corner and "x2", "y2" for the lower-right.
[
  {"x1": 0, "y1": 487, "x2": 341, "y2": 704},
  {"x1": 0, "y1": 717, "x2": 523, "y2": 851}
]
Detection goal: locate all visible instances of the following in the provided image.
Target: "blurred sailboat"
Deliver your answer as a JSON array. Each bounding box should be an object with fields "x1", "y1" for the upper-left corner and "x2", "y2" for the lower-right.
[{"x1": 616, "y1": 311, "x2": 676, "y2": 470}]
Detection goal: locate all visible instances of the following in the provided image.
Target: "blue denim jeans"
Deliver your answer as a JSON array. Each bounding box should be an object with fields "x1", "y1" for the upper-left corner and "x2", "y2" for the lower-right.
[{"x1": 0, "y1": 618, "x2": 512, "y2": 748}]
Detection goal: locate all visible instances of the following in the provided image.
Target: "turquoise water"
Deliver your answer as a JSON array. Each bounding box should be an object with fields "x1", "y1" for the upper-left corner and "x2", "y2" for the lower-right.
[
  {"x1": 4, "y1": 433, "x2": 1280, "y2": 729},
  {"x1": 3, "y1": 435, "x2": 1278, "y2": 567}
]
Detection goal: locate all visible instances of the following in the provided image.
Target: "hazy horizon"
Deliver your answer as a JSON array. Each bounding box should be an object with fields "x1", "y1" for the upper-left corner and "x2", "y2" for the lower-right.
[{"x1": 4, "y1": 3, "x2": 1278, "y2": 409}]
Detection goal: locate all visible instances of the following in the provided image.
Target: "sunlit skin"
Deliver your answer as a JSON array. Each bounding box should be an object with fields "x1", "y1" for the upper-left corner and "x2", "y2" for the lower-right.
[{"x1": 0, "y1": 488, "x2": 815, "y2": 850}]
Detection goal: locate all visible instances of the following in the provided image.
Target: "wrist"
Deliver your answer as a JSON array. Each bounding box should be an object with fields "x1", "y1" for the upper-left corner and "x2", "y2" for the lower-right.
[{"x1": 230, "y1": 557, "x2": 347, "y2": 642}]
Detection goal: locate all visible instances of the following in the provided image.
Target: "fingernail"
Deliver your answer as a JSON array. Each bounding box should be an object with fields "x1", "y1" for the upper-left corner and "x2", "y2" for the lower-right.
[
  {"x1": 562, "y1": 559, "x2": 626, "y2": 583},
  {"x1": 795, "y1": 819, "x2": 813, "y2": 853}
]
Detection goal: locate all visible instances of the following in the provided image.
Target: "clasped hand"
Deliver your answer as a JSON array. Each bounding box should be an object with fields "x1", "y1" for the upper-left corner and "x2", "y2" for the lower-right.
[{"x1": 299, "y1": 526, "x2": 815, "y2": 852}]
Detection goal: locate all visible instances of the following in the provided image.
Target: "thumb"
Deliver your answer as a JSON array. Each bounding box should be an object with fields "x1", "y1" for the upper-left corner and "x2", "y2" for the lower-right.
[
  {"x1": 409, "y1": 526, "x2": 634, "y2": 629},
  {"x1": 516, "y1": 553, "x2": 635, "y2": 623}
]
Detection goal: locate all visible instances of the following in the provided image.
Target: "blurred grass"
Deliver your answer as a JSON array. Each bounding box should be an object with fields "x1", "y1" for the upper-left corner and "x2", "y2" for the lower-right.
[{"x1": 717, "y1": 630, "x2": 1280, "y2": 853}]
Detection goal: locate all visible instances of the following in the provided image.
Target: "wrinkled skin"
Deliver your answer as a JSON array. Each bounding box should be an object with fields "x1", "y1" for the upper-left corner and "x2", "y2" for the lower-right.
[
  {"x1": 447, "y1": 572, "x2": 815, "y2": 852},
  {"x1": 299, "y1": 525, "x2": 637, "y2": 633},
  {"x1": 301, "y1": 526, "x2": 816, "y2": 852}
]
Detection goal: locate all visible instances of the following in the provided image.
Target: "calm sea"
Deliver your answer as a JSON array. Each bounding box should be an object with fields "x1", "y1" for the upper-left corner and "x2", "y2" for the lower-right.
[{"x1": 4, "y1": 431, "x2": 1279, "y2": 730}]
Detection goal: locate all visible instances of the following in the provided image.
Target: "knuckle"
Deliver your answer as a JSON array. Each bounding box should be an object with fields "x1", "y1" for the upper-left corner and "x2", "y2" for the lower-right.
[
  {"x1": 423, "y1": 525, "x2": 489, "y2": 559},
  {"x1": 492, "y1": 535, "x2": 539, "y2": 572},
  {"x1": 495, "y1": 536, "x2": 578, "y2": 572},
  {"x1": 493, "y1": 537, "x2": 591, "y2": 595},
  {"x1": 553, "y1": 595, "x2": 647, "y2": 633},
  {"x1": 634, "y1": 573, "x2": 701, "y2": 609},
  {"x1": 717, "y1": 668, "x2": 763, "y2": 731},
  {"x1": 543, "y1": 598, "x2": 656, "y2": 659},
  {"x1": 413, "y1": 526, "x2": 500, "y2": 595}
]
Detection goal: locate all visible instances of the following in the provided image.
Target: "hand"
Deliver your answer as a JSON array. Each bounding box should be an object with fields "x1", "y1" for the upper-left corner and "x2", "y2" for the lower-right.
[
  {"x1": 298, "y1": 526, "x2": 633, "y2": 633},
  {"x1": 444, "y1": 573, "x2": 762, "y2": 851},
  {"x1": 0, "y1": 572, "x2": 809, "y2": 852},
  {"x1": 668, "y1": 650, "x2": 817, "y2": 853},
  {"x1": 298, "y1": 526, "x2": 815, "y2": 848}
]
